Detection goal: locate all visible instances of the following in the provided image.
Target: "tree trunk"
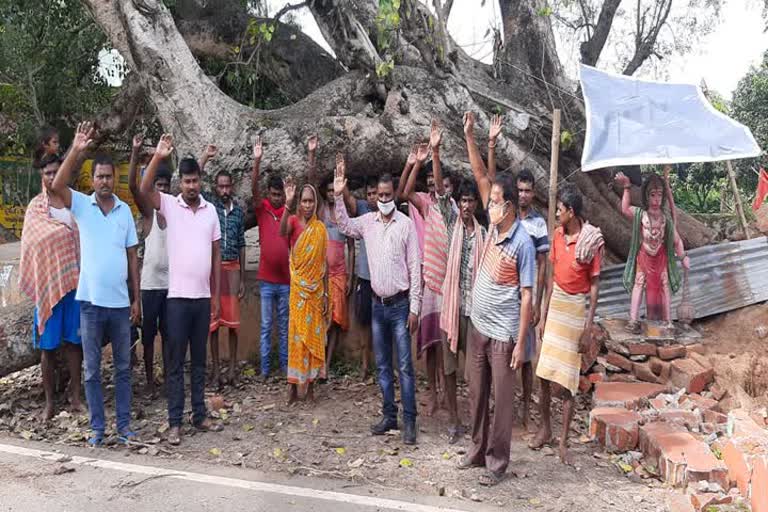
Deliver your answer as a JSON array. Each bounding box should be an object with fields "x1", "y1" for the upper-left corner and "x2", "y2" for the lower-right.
[
  {"x1": 0, "y1": 302, "x2": 37, "y2": 378},
  {"x1": 79, "y1": 0, "x2": 716, "y2": 260}
]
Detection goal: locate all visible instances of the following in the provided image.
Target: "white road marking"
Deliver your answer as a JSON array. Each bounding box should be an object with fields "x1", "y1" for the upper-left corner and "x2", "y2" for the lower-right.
[{"x1": 0, "y1": 442, "x2": 468, "y2": 512}]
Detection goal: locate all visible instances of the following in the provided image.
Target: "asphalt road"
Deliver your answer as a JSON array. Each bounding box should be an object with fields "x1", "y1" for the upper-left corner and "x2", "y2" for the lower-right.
[{"x1": 0, "y1": 440, "x2": 490, "y2": 512}]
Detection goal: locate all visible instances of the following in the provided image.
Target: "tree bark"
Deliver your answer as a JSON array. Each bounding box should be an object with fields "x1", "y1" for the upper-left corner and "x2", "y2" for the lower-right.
[
  {"x1": 579, "y1": 0, "x2": 622, "y2": 66},
  {"x1": 78, "y1": 0, "x2": 715, "y2": 261}
]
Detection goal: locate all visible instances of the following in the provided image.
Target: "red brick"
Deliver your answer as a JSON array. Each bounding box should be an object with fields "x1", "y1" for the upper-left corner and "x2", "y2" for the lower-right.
[
  {"x1": 658, "y1": 344, "x2": 687, "y2": 360},
  {"x1": 628, "y1": 342, "x2": 657, "y2": 356},
  {"x1": 588, "y1": 372, "x2": 605, "y2": 384},
  {"x1": 704, "y1": 409, "x2": 728, "y2": 425},
  {"x1": 685, "y1": 343, "x2": 707, "y2": 356},
  {"x1": 650, "y1": 397, "x2": 667, "y2": 411},
  {"x1": 580, "y1": 324, "x2": 603, "y2": 374},
  {"x1": 593, "y1": 382, "x2": 667, "y2": 410},
  {"x1": 670, "y1": 358, "x2": 714, "y2": 394},
  {"x1": 639, "y1": 422, "x2": 728, "y2": 488},
  {"x1": 650, "y1": 356, "x2": 672, "y2": 377},
  {"x1": 579, "y1": 375, "x2": 592, "y2": 394},
  {"x1": 723, "y1": 439, "x2": 754, "y2": 496},
  {"x1": 710, "y1": 383, "x2": 727, "y2": 401},
  {"x1": 659, "y1": 409, "x2": 700, "y2": 429},
  {"x1": 632, "y1": 362, "x2": 660, "y2": 383},
  {"x1": 683, "y1": 393, "x2": 720, "y2": 412},
  {"x1": 690, "y1": 493, "x2": 732, "y2": 511},
  {"x1": 688, "y1": 351, "x2": 713, "y2": 370},
  {"x1": 752, "y1": 456, "x2": 768, "y2": 512},
  {"x1": 668, "y1": 494, "x2": 695, "y2": 512},
  {"x1": 606, "y1": 351, "x2": 634, "y2": 372},
  {"x1": 606, "y1": 373, "x2": 639, "y2": 383},
  {"x1": 589, "y1": 407, "x2": 641, "y2": 452}
]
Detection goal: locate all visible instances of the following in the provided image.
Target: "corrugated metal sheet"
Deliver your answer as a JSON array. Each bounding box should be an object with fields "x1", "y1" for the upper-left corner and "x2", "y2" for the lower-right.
[{"x1": 596, "y1": 236, "x2": 768, "y2": 320}]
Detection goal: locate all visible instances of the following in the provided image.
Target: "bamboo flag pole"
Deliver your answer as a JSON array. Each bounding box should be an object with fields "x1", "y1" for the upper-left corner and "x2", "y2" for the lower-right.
[
  {"x1": 547, "y1": 109, "x2": 562, "y2": 234},
  {"x1": 726, "y1": 160, "x2": 750, "y2": 239}
]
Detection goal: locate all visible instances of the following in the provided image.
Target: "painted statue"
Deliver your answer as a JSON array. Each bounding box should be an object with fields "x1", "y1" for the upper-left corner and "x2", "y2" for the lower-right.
[{"x1": 615, "y1": 166, "x2": 690, "y2": 333}]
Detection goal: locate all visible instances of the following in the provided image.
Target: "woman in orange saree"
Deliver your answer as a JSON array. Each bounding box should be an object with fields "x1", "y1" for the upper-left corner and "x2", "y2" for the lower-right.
[{"x1": 280, "y1": 181, "x2": 329, "y2": 404}]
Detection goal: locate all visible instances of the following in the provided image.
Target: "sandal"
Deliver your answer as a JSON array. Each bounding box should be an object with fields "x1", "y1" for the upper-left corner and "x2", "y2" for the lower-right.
[
  {"x1": 118, "y1": 430, "x2": 138, "y2": 445},
  {"x1": 167, "y1": 426, "x2": 181, "y2": 446},
  {"x1": 478, "y1": 470, "x2": 505, "y2": 487},
  {"x1": 87, "y1": 432, "x2": 104, "y2": 448}
]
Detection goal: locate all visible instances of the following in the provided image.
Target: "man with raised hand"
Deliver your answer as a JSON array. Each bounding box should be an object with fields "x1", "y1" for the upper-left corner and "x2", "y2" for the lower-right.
[
  {"x1": 141, "y1": 134, "x2": 223, "y2": 446},
  {"x1": 50, "y1": 122, "x2": 140, "y2": 447}
]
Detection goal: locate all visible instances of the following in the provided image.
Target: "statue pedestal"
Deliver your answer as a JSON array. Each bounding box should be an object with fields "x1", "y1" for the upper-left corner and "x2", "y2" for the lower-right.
[{"x1": 599, "y1": 318, "x2": 702, "y2": 350}]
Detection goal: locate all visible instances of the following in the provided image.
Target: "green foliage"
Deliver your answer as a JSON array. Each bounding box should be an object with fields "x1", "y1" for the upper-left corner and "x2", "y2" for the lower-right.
[
  {"x1": 0, "y1": 0, "x2": 114, "y2": 156},
  {"x1": 197, "y1": 54, "x2": 290, "y2": 110},
  {"x1": 375, "y1": 0, "x2": 401, "y2": 59},
  {"x1": 731, "y1": 51, "x2": 768, "y2": 194},
  {"x1": 375, "y1": 59, "x2": 394, "y2": 79},
  {"x1": 247, "y1": 19, "x2": 275, "y2": 44},
  {"x1": 669, "y1": 162, "x2": 726, "y2": 214},
  {"x1": 537, "y1": 6, "x2": 553, "y2": 17},
  {"x1": 560, "y1": 130, "x2": 573, "y2": 151}
]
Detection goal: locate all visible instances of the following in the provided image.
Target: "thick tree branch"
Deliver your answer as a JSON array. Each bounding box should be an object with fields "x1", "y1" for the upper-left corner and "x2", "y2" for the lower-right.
[
  {"x1": 622, "y1": 0, "x2": 672, "y2": 75},
  {"x1": 579, "y1": 0, "x2": 622, "y2": 66}
]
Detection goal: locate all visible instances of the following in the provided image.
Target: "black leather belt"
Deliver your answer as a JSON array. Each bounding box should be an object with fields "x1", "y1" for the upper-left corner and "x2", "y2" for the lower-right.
[{"x1": 372, "y1": 290, "x2": 409, "y2": 306}]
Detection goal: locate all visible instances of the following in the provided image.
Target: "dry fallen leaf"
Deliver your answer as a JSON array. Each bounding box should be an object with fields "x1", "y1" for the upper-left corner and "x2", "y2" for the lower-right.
[
  {"x1": 399, "y1": 458, "x2": 413, "y2": 468},
  {"x1": 335, "y1": 447, "x2": 347, "y2": 456}
]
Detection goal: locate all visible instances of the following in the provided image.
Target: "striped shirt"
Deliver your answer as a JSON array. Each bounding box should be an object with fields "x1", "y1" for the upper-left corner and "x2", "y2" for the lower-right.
[
  {"x1": 423, "y1": 193, "x2": 458, "y2": 293},
  {"x1": 470, "y1": 220, "x2": 536, "y2": 342},
  {"x1": 519, "y1": 208, "x2": 550, "y2": 255},
  {"x1": 459, "y1": 225, "x2": 486, "y2": 315},
  {"x1": 335, "y1": 198, "x2": 422, "y2": 316}
]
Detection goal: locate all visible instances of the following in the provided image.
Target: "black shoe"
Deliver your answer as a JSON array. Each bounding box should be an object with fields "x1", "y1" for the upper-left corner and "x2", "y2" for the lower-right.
[
  {"x1": 370, "y1": 417, "x2": 398, "y2": 435},
  {"x1": 402, "y1": 421, "x2": 417, "y2": 445}
]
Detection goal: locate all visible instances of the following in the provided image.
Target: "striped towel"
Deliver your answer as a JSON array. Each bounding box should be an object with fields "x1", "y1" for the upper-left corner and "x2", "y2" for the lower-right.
[{"x1": 536, "y1": 284, "x2": 586, "y2": 395}]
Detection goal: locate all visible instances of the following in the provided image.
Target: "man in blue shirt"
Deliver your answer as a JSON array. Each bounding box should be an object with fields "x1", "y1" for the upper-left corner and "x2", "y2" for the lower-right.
[{"x1": 51, "y1": 122, "x2": 140, "y2": 447}]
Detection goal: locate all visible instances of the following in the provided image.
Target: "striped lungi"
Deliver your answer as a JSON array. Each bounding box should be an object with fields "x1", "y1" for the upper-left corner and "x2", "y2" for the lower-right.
[{"x1": 535, "y1": 284, "x2": 586, "y2": 395}]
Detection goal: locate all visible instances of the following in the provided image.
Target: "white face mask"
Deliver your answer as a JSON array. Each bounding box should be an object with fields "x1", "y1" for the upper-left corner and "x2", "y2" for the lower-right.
[
  {"x1": 488, "y1": 201, "x2": 509, "y2": 226},
  {"x1": 378, "y1": 200, "x2": 396, "y2": 216}
]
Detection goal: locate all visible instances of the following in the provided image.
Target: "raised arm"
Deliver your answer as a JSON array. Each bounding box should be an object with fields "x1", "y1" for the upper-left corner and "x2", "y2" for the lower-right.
[
  {"x1": 614, "y1": 172, "x2": 634, "y2": 220},
  {"x1": 396, "y1": 146, "x2": 417, "y2": 201},
  {"x1": 463, "y1": 112, "x2": 492, "y2": 208},
  {"x1": 141, "y1": 134, "x2": 175, "y2": 211},
  {"x1": 431, "y1": 120, "x2": 445, "y2": 197},
  {"x1": 403, "y1": 143, "x2": 430, "y2": 217},
  {"x1": 488, "y1": 114, "x2": 502, "y2": 182},
  {"x1": 333, "y1": 155, "x2": 364, "y2": 239},
  {"x1": 51, "y1": 122, "x2": 94, "y2": 208},
  {"x1": 251, "y1": 136, "x2": 263, "y2": 207},
  {"x1": 279, "y1": 177, "x2": 297, "y2": 238},
  {"x1": 307, "y1": 135, "x2": 319, "y2": 188},
  {"x1": 334, "y1": 153, "x2": 358, "y2": 215},
  {"x1": 128, "y1": 134, "x2": 154, "y2": 220},
  {"x1": 198, "y1": 144, "x2": 217, "y2": 172}
]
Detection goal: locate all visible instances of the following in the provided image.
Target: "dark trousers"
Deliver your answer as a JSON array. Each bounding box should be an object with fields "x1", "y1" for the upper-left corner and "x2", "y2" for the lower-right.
[
  {"x1": 166, "y1": 298, "x2": 210, "y2": 427},
  {"x1": 371, "y1": 295, "x2": 417, "y2": 423},
  {"x1": 466, "y1": 321, "x2": 517, "y2": 475},
  {"x1": 141, "y1": 289, "x2": 168, "y2": 358}
]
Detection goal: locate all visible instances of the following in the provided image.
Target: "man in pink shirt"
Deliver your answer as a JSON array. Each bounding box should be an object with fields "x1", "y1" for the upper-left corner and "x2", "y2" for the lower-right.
[{"x1": 140, "y1": 134, "x2": 223, "y2": 446}]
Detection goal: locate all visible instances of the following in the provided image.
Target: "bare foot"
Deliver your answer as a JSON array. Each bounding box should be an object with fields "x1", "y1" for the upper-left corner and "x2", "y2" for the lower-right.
[
  {"x1": 41, "y1": 402, "x2": 55, "y2": 422},
  {"x1": 424, "y1": 393, "x2": 439, "y2": 417},
  {"x1": 528, "y1": 427, "x2": 552, "y2": 450},
  {"x1": 306, "y1": 383, "x2": 315, "y2": 402},
  {"x1": 287, "y1": 384, "x2": 298, "y2": 405},
  {"x1": 69, "y1": 398, "x2": 85, "y2": 414},
  {"x1": 558, "y1": 443, "x2": 573, "y2": 465}
]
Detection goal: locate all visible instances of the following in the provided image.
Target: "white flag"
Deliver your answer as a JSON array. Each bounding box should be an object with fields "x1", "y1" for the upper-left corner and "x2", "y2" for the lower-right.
[{"x1": 580, "y1": 64, "x2": 761, "y2": 172}]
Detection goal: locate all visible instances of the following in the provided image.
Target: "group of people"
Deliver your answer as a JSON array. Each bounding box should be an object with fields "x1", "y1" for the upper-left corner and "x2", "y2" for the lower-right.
[{"x1": 18, "y1": 111, "x2": 688, "y2": 486}]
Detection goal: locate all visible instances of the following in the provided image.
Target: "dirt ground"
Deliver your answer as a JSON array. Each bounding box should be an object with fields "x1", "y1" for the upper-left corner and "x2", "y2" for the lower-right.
[
  {"x1": 0, "y1": 358, "x2": 675, "y2": 512},
  {"x1": 695, "y1": 303, "x2": 768, "y2": 411}
]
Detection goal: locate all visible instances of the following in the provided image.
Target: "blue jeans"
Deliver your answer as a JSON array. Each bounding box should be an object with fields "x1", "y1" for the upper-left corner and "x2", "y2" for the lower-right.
[
  {"x1": 166, "y1": 298, "x2": 210, "y2": 427},
  {"x1": 372, "y1": 296, "x2": 417, "y2": 423},
  {"x1": 80, "y1": 302, "x2": 132, "y2": 434},
  {"x1": 259, "y1": 281, "x2": 289, "y2": 376}
]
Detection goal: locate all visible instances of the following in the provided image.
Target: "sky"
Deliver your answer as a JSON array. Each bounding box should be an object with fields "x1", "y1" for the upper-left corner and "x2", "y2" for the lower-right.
[{"x1": 267, "y1": 0, "x2": 768, "y2": 99}]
